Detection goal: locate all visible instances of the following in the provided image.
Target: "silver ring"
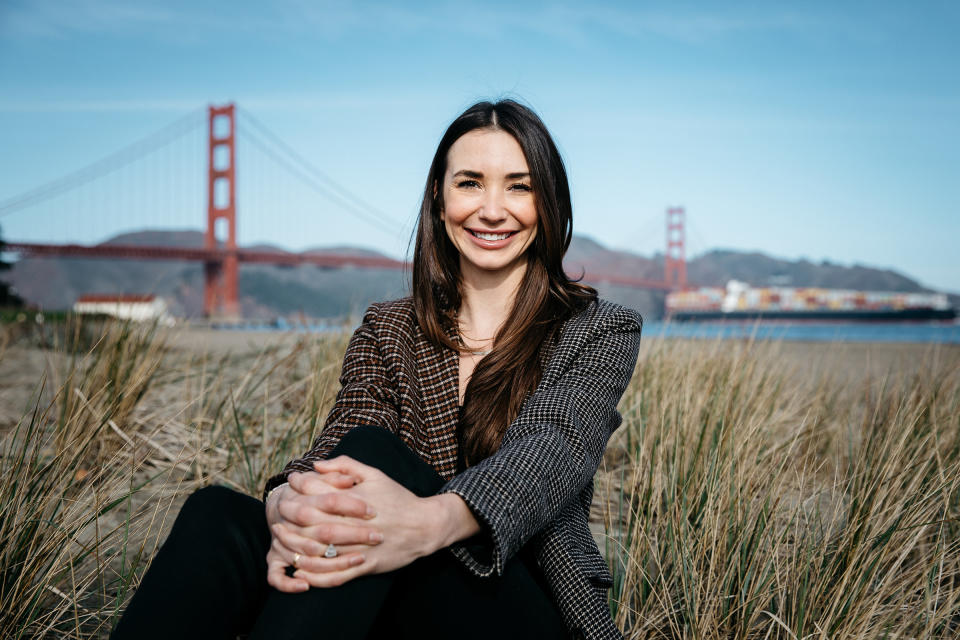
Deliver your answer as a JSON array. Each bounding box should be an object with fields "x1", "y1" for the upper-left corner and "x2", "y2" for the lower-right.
[
  {"x1": 324, "y1": 543, "x2": 338, "y2": 559},
  {"x1": 292, "y1": 552, "x2": 301, "y2": 568}
]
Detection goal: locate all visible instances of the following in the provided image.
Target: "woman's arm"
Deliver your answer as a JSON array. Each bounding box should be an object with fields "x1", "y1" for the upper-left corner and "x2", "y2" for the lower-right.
[
  {"x1": 440, "y1": 303, "x2": 642, "y2": 576},
  {"x1": 262, "y1": 304, "x2": 403, "y2": 591},
  {"x1": 262, "y1": 303, "x2": 399, "y2": 499},
  {"x1": 268, "y1": 458, "x2": 480, "y2": 587},
  {"x1": 280, "y1": 303, "x2": 641, "y2": 587},
  {"x1": 265, "y1": 302, "x2": 640, "y2": 587},
  {"x1": 264, "y1": 476, "x2": 379, "y2": 592}
]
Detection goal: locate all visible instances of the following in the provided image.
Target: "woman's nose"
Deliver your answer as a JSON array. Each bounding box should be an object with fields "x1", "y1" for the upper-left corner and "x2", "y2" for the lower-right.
[{"x1": 477, "y1": 191, "x2": 508, "y2": 223}]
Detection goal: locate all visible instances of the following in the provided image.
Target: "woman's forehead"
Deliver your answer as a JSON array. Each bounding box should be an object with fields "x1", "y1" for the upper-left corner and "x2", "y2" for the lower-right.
[{"x1": 445, "y1": 129, "x2": 528, "y2": 174}]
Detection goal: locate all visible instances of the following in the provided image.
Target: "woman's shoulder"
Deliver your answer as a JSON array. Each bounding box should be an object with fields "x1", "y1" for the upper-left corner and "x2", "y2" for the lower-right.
[
  {"x1": 562, "y1": 298, "x2": 643, "y2": 337},
  {"x1": 361, "y1": 297, "x2": 416, "y2": 325},
  {"x1": 535, "y1": 298, "x2": 642, "y2": 389}
]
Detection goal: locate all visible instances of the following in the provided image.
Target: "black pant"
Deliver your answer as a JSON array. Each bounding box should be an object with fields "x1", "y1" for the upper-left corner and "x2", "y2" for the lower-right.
[{"x1": 111, "y1": 425, "x2": 568, "y2": 639}]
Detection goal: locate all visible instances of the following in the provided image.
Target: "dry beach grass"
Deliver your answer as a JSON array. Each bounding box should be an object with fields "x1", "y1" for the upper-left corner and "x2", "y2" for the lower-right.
[{"x1": 0, "y1": 318, "x2": 958, "y2": 638}]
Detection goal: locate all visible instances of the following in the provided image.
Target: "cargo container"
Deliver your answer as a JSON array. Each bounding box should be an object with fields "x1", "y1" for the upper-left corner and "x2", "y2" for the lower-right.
[{"x1": 666, "y1": 281, "x2": 956, "y2": 322}]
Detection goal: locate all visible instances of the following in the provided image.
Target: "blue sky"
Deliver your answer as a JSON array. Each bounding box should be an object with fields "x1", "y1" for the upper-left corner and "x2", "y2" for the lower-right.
[{"x1": 1, "y1": 0, "x2": 958, "y2": 292}]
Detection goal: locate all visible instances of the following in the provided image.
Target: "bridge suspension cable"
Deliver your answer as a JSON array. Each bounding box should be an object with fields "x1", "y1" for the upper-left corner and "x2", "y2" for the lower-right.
[
  {"x1": 0, "y1": 108, "x2": 206, "y2": 218},
  {"x1": 236, "y1": 107, "x2": 405, "y2": 236}
]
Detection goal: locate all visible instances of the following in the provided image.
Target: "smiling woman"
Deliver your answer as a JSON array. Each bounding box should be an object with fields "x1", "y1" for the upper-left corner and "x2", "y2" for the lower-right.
[
  {"x1": 440, "y1": 129, "x2": 539, "y2": 279},
  {"x1": 110, "y1": 100, "x2": 642, "y2": 640}
]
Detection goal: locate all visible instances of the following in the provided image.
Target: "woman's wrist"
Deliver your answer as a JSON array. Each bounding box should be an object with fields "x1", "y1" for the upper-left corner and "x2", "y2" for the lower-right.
[
  {"x1": 265, "y1": 482, "x2": 289, "y2": 524},
  {"x1": 422, "y1": 493, "x2": 481, "y2": 553}
]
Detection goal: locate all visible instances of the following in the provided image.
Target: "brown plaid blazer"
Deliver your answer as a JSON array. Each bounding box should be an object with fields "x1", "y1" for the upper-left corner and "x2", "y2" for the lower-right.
[{"x1": 265, "y1": 297, "x2": 642, "y2": 639}]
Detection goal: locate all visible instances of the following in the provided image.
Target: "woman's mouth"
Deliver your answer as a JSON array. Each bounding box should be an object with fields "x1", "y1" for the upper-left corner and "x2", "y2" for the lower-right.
[{"x1": 468, "y1": 229, "x2": 515, "y2": 241}]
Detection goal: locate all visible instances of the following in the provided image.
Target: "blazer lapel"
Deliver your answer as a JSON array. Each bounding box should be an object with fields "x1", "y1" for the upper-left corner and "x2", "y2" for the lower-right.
[{"x1": 413, "y1": 324, "x2": 461, "y2": 480}]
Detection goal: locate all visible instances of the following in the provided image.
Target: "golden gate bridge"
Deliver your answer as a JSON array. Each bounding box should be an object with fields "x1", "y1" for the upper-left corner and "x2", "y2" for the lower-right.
[{"x1": 0, "y1": 104, "x2": 688, "y2": 318}]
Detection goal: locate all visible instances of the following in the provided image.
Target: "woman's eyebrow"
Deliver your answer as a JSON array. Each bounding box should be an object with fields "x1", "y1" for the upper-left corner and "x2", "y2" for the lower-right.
[
  {"x1": 452, "y1": 169, "x2": 483, "y2": 179},
  {"x1": 505, "y1": 172, "x2": 530, "y2": 179}
]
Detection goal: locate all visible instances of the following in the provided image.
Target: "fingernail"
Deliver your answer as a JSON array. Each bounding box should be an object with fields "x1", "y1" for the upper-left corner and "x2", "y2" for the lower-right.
[
  {"x1": 366, "y1": 505, "x2": 377, "y2": 517},
  {"x1": 351, "y1": 555, "x2": 365, "y2": 565},
  {"x1": 369, "y1": 531, "x2": 384, "y2": 543}
]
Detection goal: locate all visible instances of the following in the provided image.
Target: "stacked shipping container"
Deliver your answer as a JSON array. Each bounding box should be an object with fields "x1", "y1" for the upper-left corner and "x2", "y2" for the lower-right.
[{"x1": 666, "y1": 281, "x2": 955, "y2": 322}]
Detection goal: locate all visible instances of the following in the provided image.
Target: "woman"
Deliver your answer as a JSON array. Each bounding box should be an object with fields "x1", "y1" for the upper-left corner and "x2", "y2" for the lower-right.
[{"x1": 112, "y1": 99, "x2": 641, "y2": 640}]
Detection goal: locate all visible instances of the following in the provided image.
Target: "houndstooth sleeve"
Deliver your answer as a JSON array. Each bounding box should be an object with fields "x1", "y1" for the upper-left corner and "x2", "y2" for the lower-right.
[
  {"x1": 439, "y1": 302, "x2": 641, "y2": 576},
  {"x1": 263, "y1": 303, "x2": 400, "y2": 499}
]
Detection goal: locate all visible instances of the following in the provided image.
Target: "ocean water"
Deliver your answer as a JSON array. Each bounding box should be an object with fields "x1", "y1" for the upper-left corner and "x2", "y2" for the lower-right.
[{"x1": 643, "y1": 321, "x2": 960, "y2": 344}]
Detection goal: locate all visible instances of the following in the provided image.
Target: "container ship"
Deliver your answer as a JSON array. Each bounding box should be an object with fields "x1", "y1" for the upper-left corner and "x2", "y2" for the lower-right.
[{"x1": 666, "y1": 280, "x2": 957, "y2": 323}]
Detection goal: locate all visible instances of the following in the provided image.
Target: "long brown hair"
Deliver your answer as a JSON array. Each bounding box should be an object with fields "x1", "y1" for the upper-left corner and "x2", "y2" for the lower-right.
[{"x1": 412, "y1": 99, "x2": 596, "y2": 465}]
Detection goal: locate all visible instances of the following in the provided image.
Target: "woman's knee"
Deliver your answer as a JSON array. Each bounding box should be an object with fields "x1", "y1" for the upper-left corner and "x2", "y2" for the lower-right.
[
  {"x1": 335, "y1": 424, "x2": 395, "y2": 450},
  {"x1": 331, "y1": 425, "x2": 408, "y2": 467},
  {"x1": 175, "y1": 485, "x2": 267, "y2": 545},
  {"x1": 331, "y1": 426, "x2": 443, "y2": 496},
  {"x1": 180, "y1": 485, "x2": 243, "y2": 520}
]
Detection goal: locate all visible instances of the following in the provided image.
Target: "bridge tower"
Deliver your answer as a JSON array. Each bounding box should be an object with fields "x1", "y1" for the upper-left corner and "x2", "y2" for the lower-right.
[
  {"x1": 204, "y1": 104, "x2": 239, "y2": 318},
  {"x1": 664, "y1": 206, "x2": 687, "y2": 289}
]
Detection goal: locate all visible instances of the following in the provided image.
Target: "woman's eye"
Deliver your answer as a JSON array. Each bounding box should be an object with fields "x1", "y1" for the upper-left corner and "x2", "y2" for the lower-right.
[
  {"x1": 510, "y1": 183, "x2": 532, "y2": 192},
  {"x1": 456, "y1": 180, "x2": 480, "y2": 189}
]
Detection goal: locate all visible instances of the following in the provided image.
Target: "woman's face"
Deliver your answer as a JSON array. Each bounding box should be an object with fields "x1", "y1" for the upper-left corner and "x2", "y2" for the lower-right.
[{"x1": 440, "y1": 129, "x2": 538, "y2": 279}]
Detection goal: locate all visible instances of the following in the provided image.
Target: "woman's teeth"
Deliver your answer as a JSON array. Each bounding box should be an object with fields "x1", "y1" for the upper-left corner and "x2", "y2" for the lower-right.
[{"x1": 470, "y1": 230, "x2": 512, "y2": 241}]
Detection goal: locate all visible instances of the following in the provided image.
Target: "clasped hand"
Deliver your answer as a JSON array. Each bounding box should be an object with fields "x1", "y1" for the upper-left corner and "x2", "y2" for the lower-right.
[{"x1": 265, "y1": 456, "x2": 439, "y2": 593}]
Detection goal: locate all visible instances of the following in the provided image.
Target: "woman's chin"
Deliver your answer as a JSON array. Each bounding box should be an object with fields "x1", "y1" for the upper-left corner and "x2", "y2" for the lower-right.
[{"x1": 457, "y1": 252, "x2": 515, "y2": 273}]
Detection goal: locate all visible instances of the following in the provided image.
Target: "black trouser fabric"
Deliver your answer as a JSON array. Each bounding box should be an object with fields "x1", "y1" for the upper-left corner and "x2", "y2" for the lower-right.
[{"x1": 110, "y1": 425, "x2": 568, "y2": 639}]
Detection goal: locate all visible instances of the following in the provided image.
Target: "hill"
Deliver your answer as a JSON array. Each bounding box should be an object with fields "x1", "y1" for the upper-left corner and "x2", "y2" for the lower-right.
[
  {"x1": 567, "y1": 236, "x2": 956, "y2": 320},
  {"x1": 2, "y1": 230, "x2": 407, "y2": 320},
  {"x1": 2, "y1": 230, "x2": 952, "y2": 322}
]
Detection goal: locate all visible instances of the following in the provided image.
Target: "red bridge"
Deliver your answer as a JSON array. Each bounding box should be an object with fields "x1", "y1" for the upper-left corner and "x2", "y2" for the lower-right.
[{"x1": 0, "y1": 104, "x2": 687, "y2": 318}]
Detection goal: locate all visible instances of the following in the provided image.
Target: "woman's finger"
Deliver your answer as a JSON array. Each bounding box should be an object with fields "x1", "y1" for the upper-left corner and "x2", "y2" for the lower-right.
[
  {"x1": 277, "y1": 495, "x2": 377, "y2": 528},
  {"x1": 273, "y1": 520, "x2": 383, "y2": 549},
  {"x1": 290, "y1": 551, "x2": 366, "y2": 574},
  {"x1": 265, "y1": 546, "x2": 309, "y2": 593},
  {"x1": 267, "y1": 558, "x2": 308, "y2": 592},
  {"x1": 292, "y1": 559, "x2": 375, "y2": 589},
  {"x1": 272, "y1": 522, "x2": 373, "y2": 556},
  {"x1": 312, "y1": 455, "x2": 379, "y2": 481},
  {"x1": 308, "y1": 491, "x2": 376, "y2": 519},
  {"x1": 288, "y1": 470, "x2": 357, "y2": 494},
  {"x1": 272, "y1": 522, "x2": 328, "y2": 557},
  {"x1": 277, "y1": 496, "x2": 330, "y2": 527},
  {"x1": 270, "y1": 528, "x2": 367, "y2": 575}
]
